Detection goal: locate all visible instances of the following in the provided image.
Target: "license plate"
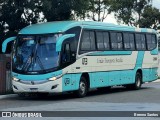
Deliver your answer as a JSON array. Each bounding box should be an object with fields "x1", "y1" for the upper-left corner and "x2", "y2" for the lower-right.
[{"x1": 30, "y1": 88, "x2": 38, "y2": 91}]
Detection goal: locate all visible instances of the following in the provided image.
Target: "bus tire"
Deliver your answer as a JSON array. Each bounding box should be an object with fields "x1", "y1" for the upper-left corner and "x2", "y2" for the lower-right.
[
  {"x1": 75, "y1": 77, "x2": 88, "y2": 98},
  {"x1": 126, "y1": 72, "x2": 142, "y2": 90},
  {"x1": 134, "y1": 72, "x2": 142, "y2": 89}
]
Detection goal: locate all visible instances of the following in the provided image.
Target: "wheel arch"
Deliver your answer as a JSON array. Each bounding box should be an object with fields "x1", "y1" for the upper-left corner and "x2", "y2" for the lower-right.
[
  {"x1": 81, "y1": 72, "x2": 90, "y2": 89},
  {"x1": 136, "y1": 69, "x2": 143, "y2": 83}
]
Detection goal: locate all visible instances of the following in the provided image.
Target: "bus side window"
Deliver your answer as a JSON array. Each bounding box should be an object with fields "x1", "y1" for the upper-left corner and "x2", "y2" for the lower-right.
[
  {"x1": 129, "y1": 33, "x2": 135, "y2": 50},
  {"x1": 96, "y1": 32, "x2": 104, "y2": 50},
  {"x1": 123, "y1": 33, "x2": 135, "y2": 50},
  {"x1": 80, "y1": 30, "x2": 96, "y2": 54},
  {"x1": 103, "y1": 32, "x2": 110, "y2": 50},
  {"x1": 135, "y1": 34, "x2": 142, "y2": 50},
  {"x1": 110, "y1": 32, "x2": 117, "y2": 50},
  {"x1": 146, "y1": 34, "x2": 157, "y2": 50},
  {"x1": 123, "y1": 33, "x2": 130, "y2": 50},
  {"x1": 117, "y1": 33, "x2": 123, "y2": 50},
  {"x1": 110, "y1": 32, "x2": 122, "y2": 50},
  {"x1": 135, "y1": 34, "x2": 146, "y2": 50},
  {"x1": 62, "y1": 43, "x2": 71, "y2": 63},
  {"x1": 141, "y1": 34, "x2": 146, "y2": 50}
]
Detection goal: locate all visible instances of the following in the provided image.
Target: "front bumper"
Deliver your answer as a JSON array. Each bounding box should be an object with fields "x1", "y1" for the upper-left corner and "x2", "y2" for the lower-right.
[{"x1": 12, "y1": 78, "x2": 62, "y2": 93}]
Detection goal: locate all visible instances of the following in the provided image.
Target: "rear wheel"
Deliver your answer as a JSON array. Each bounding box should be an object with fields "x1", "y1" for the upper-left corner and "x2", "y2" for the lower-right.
[
  {"x1": 126, "y1": 72, "x2": 142, "y2": 90},
  {"x1": 75, "y1": 77, "x2": 88, "y2": 98}
]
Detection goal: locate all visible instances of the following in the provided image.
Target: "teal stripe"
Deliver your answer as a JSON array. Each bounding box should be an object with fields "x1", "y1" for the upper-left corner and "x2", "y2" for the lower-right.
[
  {"x1": 150, "y1": 48, "x2": 158, "y2": 55},
  {"x1": 135, "y1": 51, "x2": 145, "y2": 68},
  {"x1": 88, "y1": 51, "x2": 132, "y2": 56}
]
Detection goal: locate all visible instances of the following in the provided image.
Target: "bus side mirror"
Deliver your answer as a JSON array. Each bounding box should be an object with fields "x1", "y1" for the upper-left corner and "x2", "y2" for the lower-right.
[
  {"x1": 2, "y1": 37, "x2": 16, "y2": 53},
  {"x1": 56, "y1": 34, "x2": 75, "y2": 52}
]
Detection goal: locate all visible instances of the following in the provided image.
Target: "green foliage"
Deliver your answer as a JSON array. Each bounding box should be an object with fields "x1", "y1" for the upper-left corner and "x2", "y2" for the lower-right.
[
  {"x1": 109, "y1": 0, "x2": 135, "y2": 25},
  {"x1": 109, "y1": 0, "x2": 160, "y2": 28},
  {"x1": 139, "y1": 5, "x2": 160, "y2": 28},
  {"x1": 42, "y1": 0, "x2": 74, "y2": 21},
  {"x1": 0, "y1": 0, "x2": 77, "y2": 45},
  {"x1": 85, "y1": 0, "x2": 111, "y2": 21},
  {"x1": 0, "y1": 0, "x2": 160, "y2": 48}
]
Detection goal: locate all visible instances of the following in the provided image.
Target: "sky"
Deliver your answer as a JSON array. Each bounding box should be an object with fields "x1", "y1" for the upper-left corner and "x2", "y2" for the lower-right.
[
  {"x1": 152, "y1": 0, "x2": 160, "y2": 9},
  {"x1": 105, "y1": 0, "x2": 160, "y2": 24}
]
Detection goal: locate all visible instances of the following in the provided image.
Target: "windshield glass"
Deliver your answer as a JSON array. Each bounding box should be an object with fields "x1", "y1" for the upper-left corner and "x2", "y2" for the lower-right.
[{"x1": 12, "y1": 34, "x2": 61, "y2": 73}]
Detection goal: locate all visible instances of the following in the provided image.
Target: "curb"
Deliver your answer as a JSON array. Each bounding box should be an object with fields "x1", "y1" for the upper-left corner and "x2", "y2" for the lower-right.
[
  {"x1": 0, "y1": 94, "x2": 16, "y2": 99},
  {"x1": 153, "y1": 79, "x2": 160, "y2": 83}
]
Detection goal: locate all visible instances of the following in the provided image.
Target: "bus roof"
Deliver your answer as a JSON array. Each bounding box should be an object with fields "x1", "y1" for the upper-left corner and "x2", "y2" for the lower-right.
[{"x1": 19, "y1": 21, "x2": 156, "y2": 35}]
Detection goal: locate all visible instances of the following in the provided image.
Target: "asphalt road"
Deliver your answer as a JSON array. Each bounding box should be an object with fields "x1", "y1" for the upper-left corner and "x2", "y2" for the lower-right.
[{"x1": 0, "y1": 81, "x2": 160, "y2": 120}]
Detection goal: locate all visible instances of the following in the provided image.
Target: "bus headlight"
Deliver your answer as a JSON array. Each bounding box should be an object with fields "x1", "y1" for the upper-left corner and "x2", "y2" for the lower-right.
[
  {"x1": 49, "y1": 77, "x2": 57, "y2": 81},
  {"x1": 12, "y1": 77, "x2": 19, "y2": 81},
  {"x1": 48, "y1": 71, "x2": 68, "y2": 81}
]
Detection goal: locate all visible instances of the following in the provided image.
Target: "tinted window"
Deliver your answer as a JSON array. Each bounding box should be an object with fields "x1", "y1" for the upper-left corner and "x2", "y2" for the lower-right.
[
  {"x1": 135, "y1": 34, "x2": 146, "y2": 50},
  {"x1": 90, "y1": 31, "x2": 96, "y2": 50},
  {"x1": 141, "y1": 34, "x2": 146, "y2": 50},
  {"x1": 123, "y1": 33, "x2": 130, "y2": 49},
  {"x1": 103, "y1": 32, "x2": 110, "y2": 50},
  {"x1": 96, "y1": 32, "x2": 104, "y2": 50},
  {"x1": 129, "y1": 34, "x2": 135, "y2": 50},
  {"x1": 135, "y1": 34, "x2": 141, "y2": 50},
  {"x1": 96, "y1": 31, "x2": 110, "y2": 50},
  {"x1": 63, "y1": 43, "x2": 71, "y2": 63},
  {"x1": 110, "y1": 32, "x2": 117, "y2": 49},
  {"x1": 146, "y1": 34, "x2": 157, "y2": 50},
  {"x1": 117, "y1": 33, "x2": 123, "y2": 49},
  {"x1": 81, "y1": 31, "x2": 90, "y2": 50},
  {"x1": 80, "y1": 31, "x2": 95, "y2": 53},
  {"x1": 110, "y1": 32, "x2": 123, "y2": 50},
  {"x1": 65, "y1": 27, "x2": 81, "y2": 52}
]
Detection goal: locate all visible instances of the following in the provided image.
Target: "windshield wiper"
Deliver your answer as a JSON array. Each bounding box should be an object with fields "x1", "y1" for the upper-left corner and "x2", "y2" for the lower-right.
[
  {"x1": 35, "y1": 55, "x2": 45, "y2": 71},
  {"x1": 21, "y1": 53, "x2": 33, "y2": 71},
  {"x1": 22, "y1": 40, "x2": 45, "y2": 72}
]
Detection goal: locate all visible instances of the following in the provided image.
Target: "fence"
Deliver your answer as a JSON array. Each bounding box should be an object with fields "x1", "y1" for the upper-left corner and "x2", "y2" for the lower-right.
[{"x1": 0, "y1": 54, "x2": 12, "y2": 94}]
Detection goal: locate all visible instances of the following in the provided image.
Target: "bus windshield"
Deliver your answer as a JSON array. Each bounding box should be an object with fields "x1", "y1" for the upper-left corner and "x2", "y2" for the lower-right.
[{"x1": 12, "y1": 34, "x2": 62, "y2": 74}]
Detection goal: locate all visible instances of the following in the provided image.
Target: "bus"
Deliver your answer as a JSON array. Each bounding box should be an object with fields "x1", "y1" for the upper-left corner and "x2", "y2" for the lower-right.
[{"x1": 2, "y1": 21, "x2": 159, "y2": 97}]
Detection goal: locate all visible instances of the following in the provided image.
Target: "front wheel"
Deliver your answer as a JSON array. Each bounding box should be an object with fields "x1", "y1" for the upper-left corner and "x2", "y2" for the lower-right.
[{"x1": 75, "y1": 77, "x2": 88, "y2": 98}]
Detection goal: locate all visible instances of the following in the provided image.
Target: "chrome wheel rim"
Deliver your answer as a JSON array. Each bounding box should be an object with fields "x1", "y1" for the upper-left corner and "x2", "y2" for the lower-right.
[
  {"x1": 80, "y1": 81, "x2": 86, "y2": 95},
  {"x1": 136, "y1": 76, "x2": 141, "y2": 87}
]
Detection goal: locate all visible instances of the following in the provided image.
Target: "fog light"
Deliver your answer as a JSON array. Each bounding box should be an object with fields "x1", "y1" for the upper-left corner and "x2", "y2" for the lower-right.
[
  {"x1": 51, "y1": 85, "x2": 58, "y2": 89},
  {"x1": 13, "y1": 85, "x2": 18, "y2": 90}
]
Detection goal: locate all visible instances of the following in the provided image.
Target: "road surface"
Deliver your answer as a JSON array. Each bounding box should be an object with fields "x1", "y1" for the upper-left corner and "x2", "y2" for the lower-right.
[{"x1": 0, "y1": 81, "x2": 160, "y2": 120}]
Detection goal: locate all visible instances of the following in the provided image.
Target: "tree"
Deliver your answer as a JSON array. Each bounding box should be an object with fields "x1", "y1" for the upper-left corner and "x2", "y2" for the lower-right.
[
  {"x1": 71, "y1": 0, "x2": 90, "y2": 20},
  {"x1": 139, "y1": 5, "x2": 160, "y2": 28},
  {"x1": 109, "y1": 0, "x2": 135, "y2": 25},
  {"x1": 72, "y1": 0, "x2": 111, "y2": 22},
  {"x1": 42, "y1": 0, "x2": 74, "y2": 22},
  {"x1": 134, "y1": 0, "x2": 152, "y2": 26},
  {"x1": 0, "y1": 0, "x2": 44, "y2": 53},
  {"x1": 0, "y1": 0, "x2": 44, "y2": 37},
  {"x1": 87, "y1": 0, "x2": 111, "y2": 22},
  {"x1": 109, "y1": 0, "x2": 152, "y2": 26}
]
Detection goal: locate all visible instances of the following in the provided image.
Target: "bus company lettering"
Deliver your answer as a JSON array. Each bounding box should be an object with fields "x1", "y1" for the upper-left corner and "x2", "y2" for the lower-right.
[{"x1": 97, "y1": 58, "x2": 123, "y2": 63}]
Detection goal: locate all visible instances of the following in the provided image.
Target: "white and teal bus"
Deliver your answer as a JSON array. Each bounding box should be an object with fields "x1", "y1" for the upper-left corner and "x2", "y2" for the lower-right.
[{"x1": 2, "y1": 21, "x2": 159, "y2": 97}]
